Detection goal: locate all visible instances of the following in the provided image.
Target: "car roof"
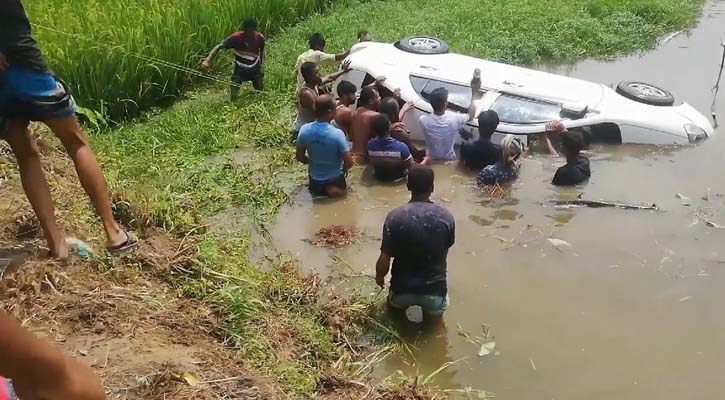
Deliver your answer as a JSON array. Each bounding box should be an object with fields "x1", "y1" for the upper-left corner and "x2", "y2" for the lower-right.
[{"x1": 347, "y1": 42, "x2": 605, "y2": 107}]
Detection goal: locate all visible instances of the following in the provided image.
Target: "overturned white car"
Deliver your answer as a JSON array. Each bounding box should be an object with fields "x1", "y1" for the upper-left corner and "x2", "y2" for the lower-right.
[{"x1": 335, "y1": 36, "x2": 714, "y2": 145}]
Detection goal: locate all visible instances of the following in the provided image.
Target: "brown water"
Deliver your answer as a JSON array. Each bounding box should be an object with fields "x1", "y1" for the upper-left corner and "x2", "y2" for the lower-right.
[{"x1": 267, "y1": 2, "x2": 725, "y2": 398}]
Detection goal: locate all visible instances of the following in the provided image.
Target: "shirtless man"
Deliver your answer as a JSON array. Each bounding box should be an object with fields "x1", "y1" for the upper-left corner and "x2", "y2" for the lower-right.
[
  {"x1": 332, "y1": 80, "x2": 357, "y2": 137},
  {"x1": 293, "y1": 60, "x2": 350, "y2": 136},
  {"x1": 350, "y1": 86, "x2": 381, "y2": 165}
]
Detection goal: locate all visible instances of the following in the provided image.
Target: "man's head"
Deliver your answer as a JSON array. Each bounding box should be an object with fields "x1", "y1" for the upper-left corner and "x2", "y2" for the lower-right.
[
  {"x1": 358, "y1": 30, "x2": 371, "y2": 42},
  {"x1": 500, "y1": 135, "x2": 523, "y2": 166},
  {"x1": 309, "y1": 33, "x2": 326, "y2": 50},
  {"x1": 477, "y1": 110, "x2": 499, "y2": 139},
  {"x1": 336, "y1": 80, "x2": 357, "y2": 105},
  {"x1": 429, "y1": 87, "x2": 448, "y2": 114},
  {"x1": 300, "y1": 62, "x2": 321, "y2": 85},
  {"x1": 357, "y1": 87, "x2": 380, "y2": 109},
  {"x1": 561, "y1": 130, "x2": 585, "y2": 158},
  {"x1": 242, "y1": 17, "x2": 258, "y2": 34},
  {"x1": 372, "y1": 114, "x2": 391, "y2": 138},
  {"x1": 379, "y1": 97, "x2": 401, "y2": 123},
  {"x1": 407, "y1": 165, "x2": 435, "y2": 197},
  {"x1": 315, "y1": 95, "x2": 336, "y2": 122}
]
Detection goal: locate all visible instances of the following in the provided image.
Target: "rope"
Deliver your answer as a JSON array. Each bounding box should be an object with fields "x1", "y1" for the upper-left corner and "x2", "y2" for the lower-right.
[{"x1": 31, "y1": 23, "x2": 245, "y2": 88}]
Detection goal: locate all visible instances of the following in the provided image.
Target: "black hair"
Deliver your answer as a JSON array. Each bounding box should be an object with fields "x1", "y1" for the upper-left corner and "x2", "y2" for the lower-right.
[
  {"x1": 357, "y1": 30, "x2": 369, "y2": 39},
  {"x1": 477, "y1": 110, "x2": 499, "y2": 137},
  {"x1": 379, "y1": 98, "x2": 400, "y2": 123},
  {"x1": 336, "y1": 80, "x2": 357, "y2": 97},
  {"x1": 372, "y1": 114, "x2": 391, "y2": 137},
  {"x1": 562, "y1": 130, "x2": 585, "y2": 156},
  {"x1": 429, "y1": 87, "x2": 448, "y2": 112},
  {"x1": 242, "y1": 17, "x2": 258, "y2": 30},
  {"x1": 407, "y1": 165, "x2": 435, "y2": 195},
  {"x1": 309, "y1": 33, "x2": 325, "y2": 49},
  {"x1": 357, "y1": 86, "x2": 377, "y2": 107},
  {"x1": 315, "y1": 95, "x2": 335, "y2": 118},
  {"x1": 300, "y1": 62, "x2": 317, "y2": 83}
]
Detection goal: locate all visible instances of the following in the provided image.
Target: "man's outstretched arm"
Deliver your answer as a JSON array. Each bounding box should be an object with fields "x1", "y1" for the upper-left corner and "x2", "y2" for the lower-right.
[{"x1": 201, "y1": 43, "x2": 225, "y2": 69}]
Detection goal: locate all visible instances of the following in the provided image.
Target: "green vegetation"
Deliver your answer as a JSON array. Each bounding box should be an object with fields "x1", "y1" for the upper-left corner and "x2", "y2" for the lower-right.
[{"x1": 14, "y1": 0, "x2": 705, "y2": 396}]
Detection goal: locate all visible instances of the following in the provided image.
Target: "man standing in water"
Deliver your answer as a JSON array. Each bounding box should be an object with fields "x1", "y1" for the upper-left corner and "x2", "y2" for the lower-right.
[
  {"x1": 376, "y1": 165, "x2": 455, "y2": 323},
  {"x1": 295, "y1": 33, "x2": 349, "y2": 87},
  {"x1": 332, "y1": 80, "x2": 357, "y2": 137},
  {"x1": 0, "y1": 0, "x2": 137, "y2": 259},
  {"x1": 202, "y1": 17, "x2": 266, "y2": 98},
  {"x1": 296, "y1": 95, "x2": 353, "y2": 198},
  {"x1": 294, "y1": 61, "x2": 350, "y2": 136},
  {"x1": 350, "y1": 86, "x2": 381, "y2": 164}
]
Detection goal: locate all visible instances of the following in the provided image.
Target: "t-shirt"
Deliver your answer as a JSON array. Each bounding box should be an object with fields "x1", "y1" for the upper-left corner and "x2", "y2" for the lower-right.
[
  {"x1": 0, "y1": 0, "x2": 48, "y2": 72},
  {"x1": 460, "y1": 139, "x2": 501, "y2": 170},
  {"x1": 222, "y1": 31, "x2": 265, "y2": 67},
  {"x1": 552, "y1": 154, "x2": 591, "y2": 186},
  {"x1": 382, "y1": 200, "x2": 455, "y2": 296},
  {"x1": 297, "y1": 121, "x2": 349, "y2": 181},
  {"x1": 295, "y1": 49, "x2": 336, "y2": 86},
  {"x1": 367, "y1": 136, "x2": 412, "y2": 181},
  {"x1": 477, "y1": 160, "x2": 521, "y2": 185},
  {"x1": 419, "y1": 112, "x2": 470, "y2": 161}
]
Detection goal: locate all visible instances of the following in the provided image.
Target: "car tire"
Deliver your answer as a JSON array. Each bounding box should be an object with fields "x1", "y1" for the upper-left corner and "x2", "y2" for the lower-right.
[
  {"x1": 395, "y1": 36, "x2": 449, "y2": 55},
  {"x1": 616, "y1": 81, "x2": 675, "y2": 106}
]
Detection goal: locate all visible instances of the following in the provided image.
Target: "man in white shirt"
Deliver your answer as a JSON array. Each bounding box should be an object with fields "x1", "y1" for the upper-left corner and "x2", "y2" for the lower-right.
[
  {"x1": 295, "y1": 33, "x2": 349, "y2": 86},
  {"x1": 419, "y1": 79, "x2": 480, "y2": 161}
]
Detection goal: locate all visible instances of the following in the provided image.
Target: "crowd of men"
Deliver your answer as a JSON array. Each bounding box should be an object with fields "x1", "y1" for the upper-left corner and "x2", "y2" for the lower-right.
[{"x1": 0, "y1": 3, "x2": 594, "y2": 394}]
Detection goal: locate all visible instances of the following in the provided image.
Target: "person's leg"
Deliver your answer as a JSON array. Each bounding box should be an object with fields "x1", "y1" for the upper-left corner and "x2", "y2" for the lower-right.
[
  {"x1": 42, "y1": 116, "x2": 126, "y2": 248},
  {"x1": 4, "y1": 120, "x2": 67, "y2": 259},
  {"x1": 421, "y1": 294, "x2": 448, "y2": 326},
  {"x1": 252, "y1": 77, "x2": 264, "y2": 91},
  {"x1": 230, "y1": 69, "x2": 242, "y2": 101}
]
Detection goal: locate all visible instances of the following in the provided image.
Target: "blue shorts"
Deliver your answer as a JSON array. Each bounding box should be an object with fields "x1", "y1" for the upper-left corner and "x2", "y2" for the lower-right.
[
  {"x1": 388, "y1": 291, "x2": 449, "y2": 317},
  {"x1": 0, "y1": 65, "x2": 76, "y2": 125}
]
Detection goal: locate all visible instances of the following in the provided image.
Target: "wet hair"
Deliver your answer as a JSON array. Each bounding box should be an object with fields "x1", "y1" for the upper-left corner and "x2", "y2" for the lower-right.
[
  {"x1": 315, "y1": 95, "x2": 335, "y2": 118},
  {"x1": 242, "y1": 17, "x2": 258, "y2": 30},
  {"x1": 407, "y1": 165, "x2": 435, "y2": 195},
  {"x1": 372, "y1": 114, "x2": 391, "y2": 138},
  {"x1": 336, "y1": 80, "x2": 357, "y2": 97},
  {"x1": 574, "y1": 126, "x2": 592, "y2": 149},
  {"x1": 477, "y1": 110, "x2": 500, "y2": 138},
  {"x1": 358, "y1": 30, "x2": 369, "y2": 39},
  {"x1": 357, "y1": 86, "x2": 378, "y2": 107},
  {"x1": 561, "y1": 130, "x2": 585, "y2": 157},
  {"x1": 500, "y1": 135, "x2": 523, "y2": 166},
  {"x1": 300, "y1": 62, "x2": 317, "y2": 83},
  {"x1": 379, "y1": 97, "x2": 401, "y2": 123},
  {"x1": 429, "y1": 87, "x2": 448, "y2": 112},
  {"x1": 309, "y1": 33, "x2": 325, "y2": 49}
]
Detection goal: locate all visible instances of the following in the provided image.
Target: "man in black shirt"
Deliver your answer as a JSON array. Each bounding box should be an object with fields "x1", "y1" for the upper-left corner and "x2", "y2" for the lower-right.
[
  {"x1": 375, "y1": 165, "x2": 455, "y2": 322},
  {"x1": 1, "y1": 0, "x2": 137, "y2": 259},
  {"x1": 552, "y1": 129, "x2": 591, "y2": 186},
  {"x1": 460, "y1": 110, "x2": 501, "y2": 170}
]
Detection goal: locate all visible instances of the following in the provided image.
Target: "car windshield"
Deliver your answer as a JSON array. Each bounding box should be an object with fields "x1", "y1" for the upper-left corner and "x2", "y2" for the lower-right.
[
  {"x1": 410, "y1": 75, "x2": 471, "y2": 113},
  {"x1": 490, "y1": 94, "x2": 562, "y2": 124}
]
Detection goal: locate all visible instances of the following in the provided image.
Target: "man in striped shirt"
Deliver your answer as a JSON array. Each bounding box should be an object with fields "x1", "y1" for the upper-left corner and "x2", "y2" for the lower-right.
[{"x1": 367, "y1": 114, "x2": 413, "y2": 181}]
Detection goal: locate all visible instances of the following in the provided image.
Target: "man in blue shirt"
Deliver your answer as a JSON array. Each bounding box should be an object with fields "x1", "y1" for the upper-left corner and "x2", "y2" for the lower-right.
[
  {"x1": 375, "y1": 165, "x2": 456, "y2": 323},
  {"x1": 296, "y1": 95, "x2": 353, "y2": 198},
  {"x1": 367, "y1": 114, "x2": 413, "y2": 182}
]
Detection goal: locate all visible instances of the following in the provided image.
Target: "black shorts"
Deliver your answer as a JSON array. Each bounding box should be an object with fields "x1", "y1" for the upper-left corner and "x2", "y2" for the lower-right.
[
  {"x1": 309, "y1": 175, "x2": 347, "y2": 197},
  {"x1": 232, "y1": 63, "x2": 263, "y2": 84}
]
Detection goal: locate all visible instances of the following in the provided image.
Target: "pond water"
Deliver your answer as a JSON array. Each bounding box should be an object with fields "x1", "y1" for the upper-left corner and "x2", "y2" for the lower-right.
[{"x1": 267, "y1": 2, "x2": 725, "y2": 398}]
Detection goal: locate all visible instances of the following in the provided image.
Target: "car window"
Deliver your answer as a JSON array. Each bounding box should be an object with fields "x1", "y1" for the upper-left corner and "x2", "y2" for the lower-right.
[
  {"x1": 410, "y1": 75, "x2": 471, "y2": 113},
  {"x1": 490, "y1": 94, "x2": 562, "y2": 124}
]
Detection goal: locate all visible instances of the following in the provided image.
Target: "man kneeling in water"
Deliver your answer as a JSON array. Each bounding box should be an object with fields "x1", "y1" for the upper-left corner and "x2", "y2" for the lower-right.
[{"x1": 375, "y1": 165, "x2": 455, "y2": 323}]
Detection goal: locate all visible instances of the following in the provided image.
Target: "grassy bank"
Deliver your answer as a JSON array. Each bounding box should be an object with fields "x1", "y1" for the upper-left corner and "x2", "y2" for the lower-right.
[{"x1": 3, "y1": 0, "x2": 706, "y2": 397}]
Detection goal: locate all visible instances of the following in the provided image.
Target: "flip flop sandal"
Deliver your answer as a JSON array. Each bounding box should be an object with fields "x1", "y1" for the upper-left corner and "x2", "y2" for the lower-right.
[{"x1": 107, "y1": 231, "x2": 139, "y2": 254}]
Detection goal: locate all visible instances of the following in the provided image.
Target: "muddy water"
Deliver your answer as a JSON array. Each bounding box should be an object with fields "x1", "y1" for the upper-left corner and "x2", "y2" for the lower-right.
[{"x1": 268, "y1": 2, "x2": 725, "y2": 398}]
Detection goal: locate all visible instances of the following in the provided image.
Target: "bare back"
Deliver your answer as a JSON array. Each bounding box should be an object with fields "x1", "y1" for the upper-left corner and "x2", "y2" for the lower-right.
[{"x1": 351, "y1": 107, "x2": 378, "y2": 157}]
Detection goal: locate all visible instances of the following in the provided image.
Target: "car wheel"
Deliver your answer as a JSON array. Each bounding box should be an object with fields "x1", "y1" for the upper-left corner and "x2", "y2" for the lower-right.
[
  {"x1": 395, "y1": 36, "x2": 449, "y2": 54},
  {"x1": 616, "y1": 81, "x2": 675, "y2": 106}
]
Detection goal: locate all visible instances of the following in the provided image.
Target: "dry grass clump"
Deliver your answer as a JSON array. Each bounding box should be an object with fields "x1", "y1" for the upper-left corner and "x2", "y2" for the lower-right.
[{"x1": 314, "y1": 225, "x2": 360, "y2": 248}]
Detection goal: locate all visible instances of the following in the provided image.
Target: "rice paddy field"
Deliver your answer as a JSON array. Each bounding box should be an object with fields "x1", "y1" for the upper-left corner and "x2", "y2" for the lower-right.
[{"x1": 7, "y1": 0, "x2": 709, "y2": 397}]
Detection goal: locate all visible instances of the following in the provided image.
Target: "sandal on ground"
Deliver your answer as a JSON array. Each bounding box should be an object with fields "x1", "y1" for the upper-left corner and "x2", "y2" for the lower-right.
[{"x1": 106, "y1": 231, "x2": 139, "y2": 254}]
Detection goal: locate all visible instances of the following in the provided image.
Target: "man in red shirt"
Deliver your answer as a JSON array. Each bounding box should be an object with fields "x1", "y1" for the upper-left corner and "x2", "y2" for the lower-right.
[{"x1": 202, "y1": 17, "x2": 266, "y2": 98}]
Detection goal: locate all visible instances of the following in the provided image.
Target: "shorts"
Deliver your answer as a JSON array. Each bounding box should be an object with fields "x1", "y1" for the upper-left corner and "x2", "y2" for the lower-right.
[
  {"x1": 309, "y1": 174, "x2": 347, "y2": 197},
  {"x1": 388, "y1": 291, "x2": 449, "y2": 317},
  {"x1": 232, "y1": 63, "x2": 263, "y2": 84},
  {"x1": 0, "y1": 66, "x2": 76, "y2": 124}
]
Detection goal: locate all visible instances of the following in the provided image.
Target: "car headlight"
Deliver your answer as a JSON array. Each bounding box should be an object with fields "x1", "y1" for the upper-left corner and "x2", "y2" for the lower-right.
[{"x1": 685, "y1": 123, "x2": 708, "y2": 143}]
